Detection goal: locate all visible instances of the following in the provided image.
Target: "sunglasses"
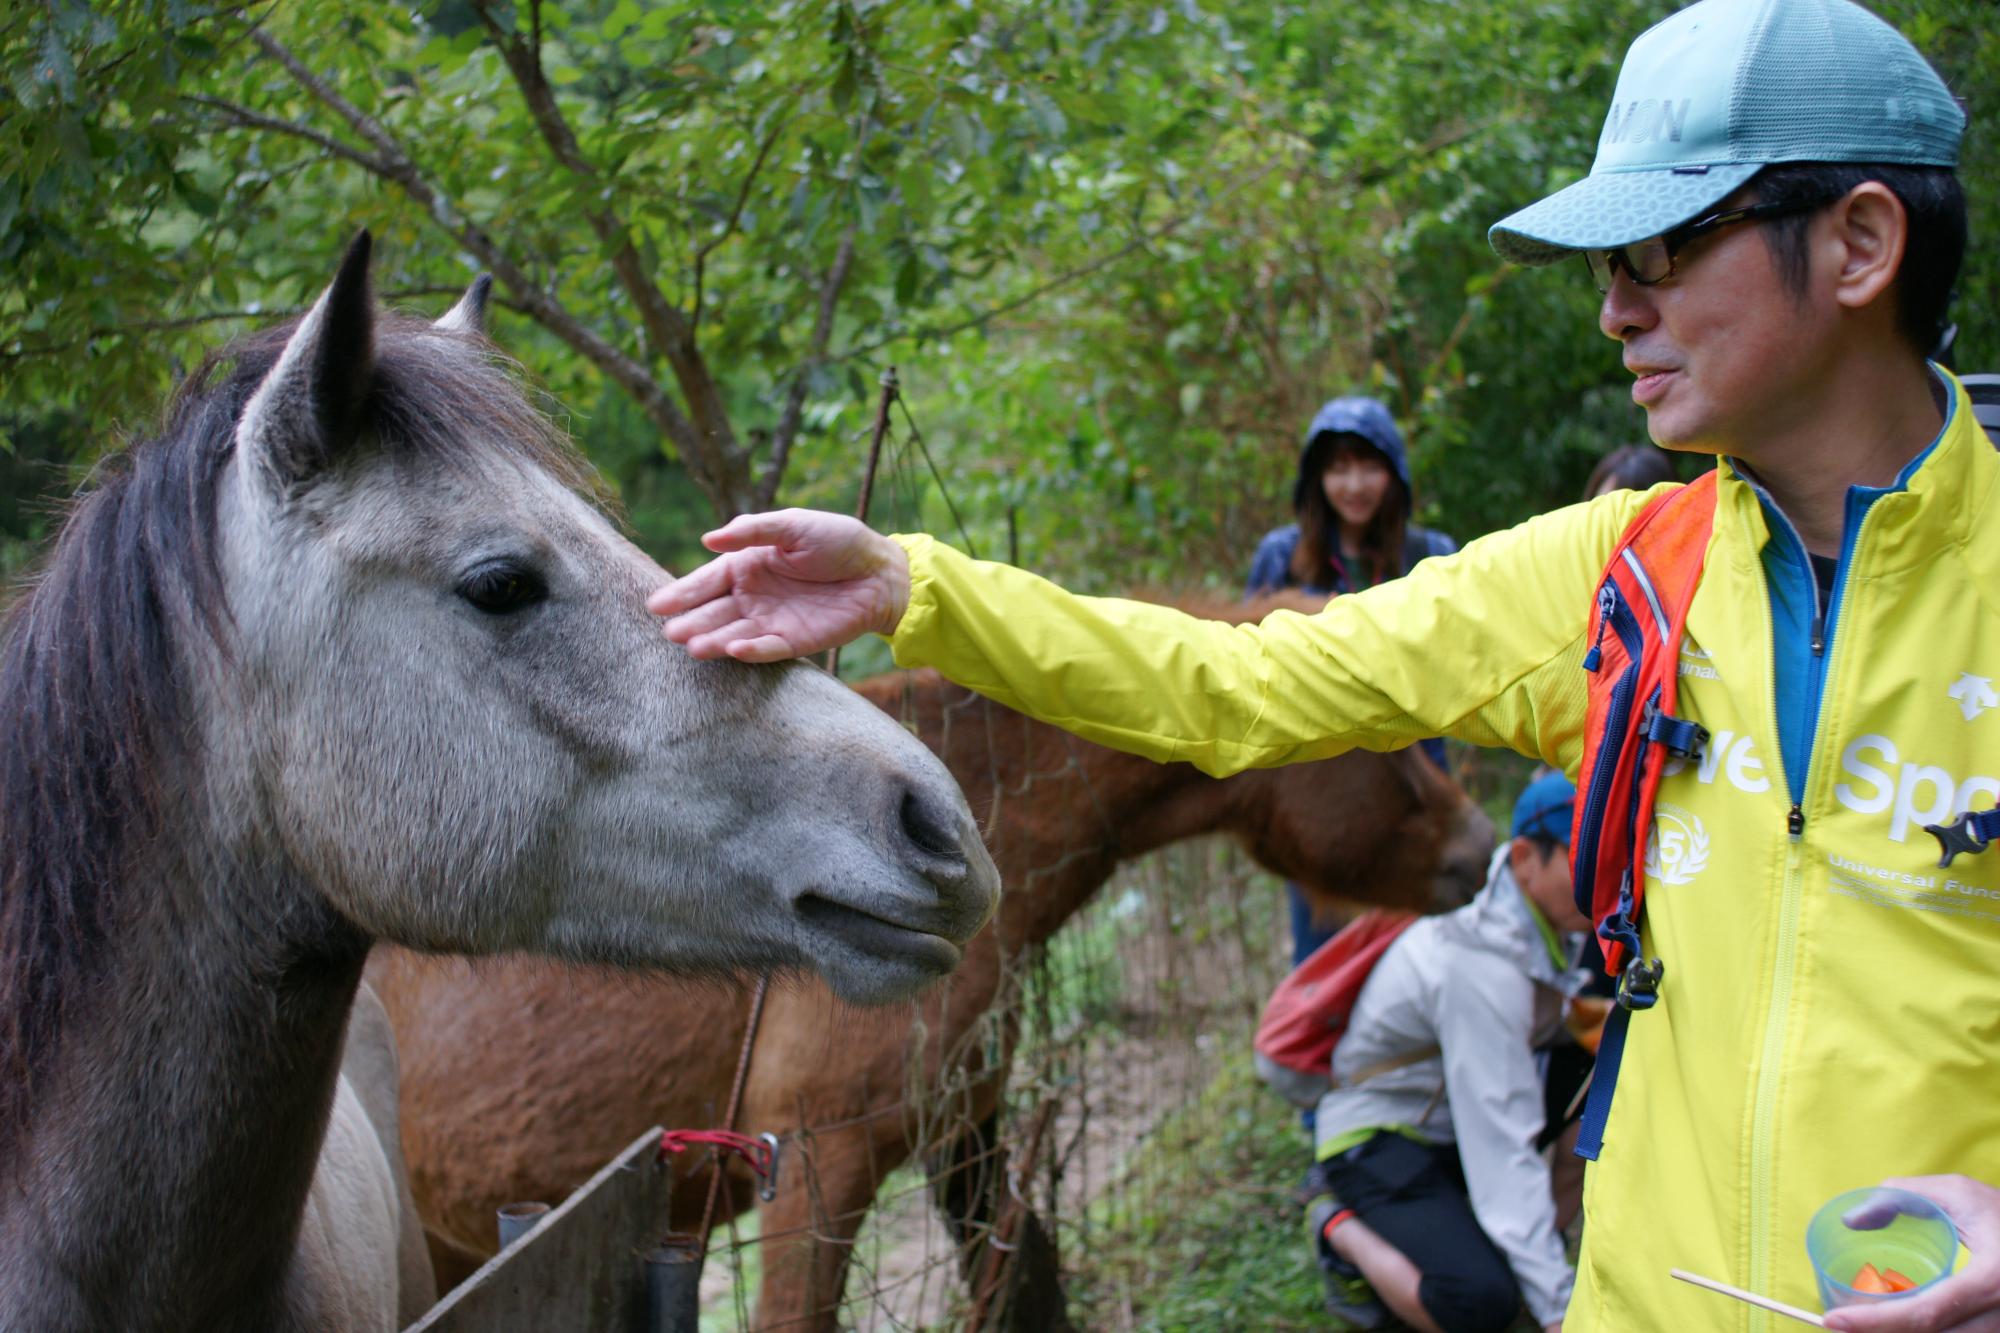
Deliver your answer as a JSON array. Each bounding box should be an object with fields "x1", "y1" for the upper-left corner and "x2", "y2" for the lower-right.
[{"x1": 1584, "y1": 197, "x2": 1830, "y2": 294}]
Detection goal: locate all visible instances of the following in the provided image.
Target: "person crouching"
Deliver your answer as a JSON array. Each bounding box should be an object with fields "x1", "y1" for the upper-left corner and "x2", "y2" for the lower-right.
[{"x1": 1308, "y1": 774, "x2": 1585, "y2": 1333}]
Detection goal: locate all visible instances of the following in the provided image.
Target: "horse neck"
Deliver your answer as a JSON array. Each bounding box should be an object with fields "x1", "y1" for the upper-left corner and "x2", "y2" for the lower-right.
[
  {"x1": 885, "y1": 677, "x2": 1237, "y2": 952},
  {"x1": 991, "y1": 738, "x2": 1231, "y2": 952},
  {"x1": 0, "y1": 832, "x2": 368, "y2": 1333}
]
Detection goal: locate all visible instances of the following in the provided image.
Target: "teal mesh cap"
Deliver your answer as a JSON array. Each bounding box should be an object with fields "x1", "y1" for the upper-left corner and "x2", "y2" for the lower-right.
[{"x1": 1489, "y1": 0, "x2": 1965, "y2": 266}]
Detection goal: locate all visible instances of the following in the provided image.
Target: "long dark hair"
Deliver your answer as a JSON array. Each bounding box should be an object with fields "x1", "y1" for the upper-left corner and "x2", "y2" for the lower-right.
[
  {"x1": 1584, "y1": 444, "x2": 1677, "y2": 499},
  {"x1": 1290, "y1": 434, "x2": 1409, "y2": 589}
]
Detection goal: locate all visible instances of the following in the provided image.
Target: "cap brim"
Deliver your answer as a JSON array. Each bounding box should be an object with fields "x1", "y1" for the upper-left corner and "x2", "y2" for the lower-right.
[{"x1": 1488, "y1": 163, "x2": 1762, "y2": 266}]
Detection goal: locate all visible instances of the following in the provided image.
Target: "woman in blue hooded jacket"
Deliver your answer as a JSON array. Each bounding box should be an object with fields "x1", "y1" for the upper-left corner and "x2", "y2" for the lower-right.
[{"x1": 1247, "y1": 396, "x2": 1457, "y2": 965}]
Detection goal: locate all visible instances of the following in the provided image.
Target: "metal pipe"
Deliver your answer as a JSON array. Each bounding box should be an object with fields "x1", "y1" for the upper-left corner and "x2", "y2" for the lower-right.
[
  {"x1": 495, "y1": 1200, "x2": 550, "y2": 1250},
  {"x1": 645, "y1": 1240, "x2": 702, "y2": 1333}
]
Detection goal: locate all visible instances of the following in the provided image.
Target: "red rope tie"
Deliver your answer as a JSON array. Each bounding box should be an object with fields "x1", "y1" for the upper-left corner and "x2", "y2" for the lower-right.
[{"x1": 657, "y1": 1129, "x2": 781, "y2": 1201}]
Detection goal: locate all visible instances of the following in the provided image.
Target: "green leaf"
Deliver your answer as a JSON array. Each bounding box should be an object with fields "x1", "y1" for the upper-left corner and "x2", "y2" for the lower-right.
[
  {"x1": 894, "y1": 250, "x2": 921, "y2": 306},
  {"x1": 173, "y1": 171, "x2": 220, "y2": 217},
  {"x1": 34, "y1": 24, "x2": 79, "y2": 106},
  {"x1": 1022, "y1": 86, "x2": 1067, "y2": 139},
  {"x1": 600, "y1": 0, "x2": 642, "y2": 42}
]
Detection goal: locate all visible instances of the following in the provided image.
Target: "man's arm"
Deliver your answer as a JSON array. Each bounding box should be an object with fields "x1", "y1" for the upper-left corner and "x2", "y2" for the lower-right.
[{"x1": 653, "y1": 493, "x2": 1654, "y2": 779}]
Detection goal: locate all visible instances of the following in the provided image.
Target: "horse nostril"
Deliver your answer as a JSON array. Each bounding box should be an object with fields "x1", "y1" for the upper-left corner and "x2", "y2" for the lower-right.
[{"x1": 899, "y1": 788, "x2": 964, "y2": 862}]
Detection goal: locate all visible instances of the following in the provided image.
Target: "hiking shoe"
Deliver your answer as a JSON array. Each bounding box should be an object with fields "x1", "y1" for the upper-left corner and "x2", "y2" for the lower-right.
[{"x1": 1307, "y1": 1197, "x2": 1394, "y2": 1330}]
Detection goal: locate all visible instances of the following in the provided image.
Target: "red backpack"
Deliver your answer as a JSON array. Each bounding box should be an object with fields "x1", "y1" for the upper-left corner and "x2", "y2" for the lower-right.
[
  {"x1": 1569, "y1": 471, "x2": 1717, "y2": 1159},
  {"x1": 1253, "y1": 908, "x2": 1418, "y2": 1100}
]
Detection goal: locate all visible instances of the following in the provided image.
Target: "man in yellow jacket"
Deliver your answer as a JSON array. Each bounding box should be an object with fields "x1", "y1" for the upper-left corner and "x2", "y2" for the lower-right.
[{"x1": 653, "y1": 2, "x2": 1994, "y2": 1329}]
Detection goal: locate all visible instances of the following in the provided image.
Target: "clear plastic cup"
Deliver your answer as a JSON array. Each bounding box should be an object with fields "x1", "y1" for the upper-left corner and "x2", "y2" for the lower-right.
[{"x1": 1806, "y1": 1187, "x2": 1959, "y2": 1310}]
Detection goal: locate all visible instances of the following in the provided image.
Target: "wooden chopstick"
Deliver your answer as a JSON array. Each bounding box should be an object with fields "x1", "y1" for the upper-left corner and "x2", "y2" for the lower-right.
[{"x1": 1671, "y1": 1268, "x2": 1827, "y2": 1327}]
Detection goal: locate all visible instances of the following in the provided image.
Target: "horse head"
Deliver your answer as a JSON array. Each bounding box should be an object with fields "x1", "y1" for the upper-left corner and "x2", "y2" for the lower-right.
[{"x1": 205, "y1": 233, "x2": 997, "y2": 1002}]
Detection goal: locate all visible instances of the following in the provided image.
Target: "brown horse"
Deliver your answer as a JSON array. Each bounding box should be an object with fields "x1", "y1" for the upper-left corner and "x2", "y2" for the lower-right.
[{"x1": 375, "y1": 592, "x2": 1494, "y2": 1327}]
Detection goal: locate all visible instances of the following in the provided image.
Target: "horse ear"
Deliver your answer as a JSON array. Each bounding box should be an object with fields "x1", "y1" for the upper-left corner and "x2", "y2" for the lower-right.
[
  {"x1": 433, "y1": 274, "x2": 492, "y2": 336},
  {"x1": 237, "y1": 229, "x2": 376, "y2": 494}
]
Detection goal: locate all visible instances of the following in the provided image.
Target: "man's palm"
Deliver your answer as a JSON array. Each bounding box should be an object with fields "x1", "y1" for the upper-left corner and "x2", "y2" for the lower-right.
[{"x1": 649, "y1": 510, "x2": 909, "y2": 663}]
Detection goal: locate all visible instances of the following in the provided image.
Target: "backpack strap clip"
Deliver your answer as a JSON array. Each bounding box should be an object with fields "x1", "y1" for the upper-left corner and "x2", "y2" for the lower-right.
[
  {"x1": 1923, "y1": 808, "x2": 2000, "y2": 867},
  {"x1": 1642, "y1": 707, "x2": 1708, "y2": 760},
  {"x1": 1616, "y1": 955, "x2": 1664, "y2": 1012}
]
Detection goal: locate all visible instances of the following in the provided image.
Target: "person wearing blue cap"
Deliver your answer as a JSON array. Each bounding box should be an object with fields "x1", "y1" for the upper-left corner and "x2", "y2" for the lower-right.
[
  {"x1": 1247, "y1": 396, "x2": 1459, "y2": 970},
  {"x1": 1301, "y1": 772, "x2": 1587, "y2": 1333},
  {"x1": 653, "y1": 3, "x2": 1998, "y2": 1329}
]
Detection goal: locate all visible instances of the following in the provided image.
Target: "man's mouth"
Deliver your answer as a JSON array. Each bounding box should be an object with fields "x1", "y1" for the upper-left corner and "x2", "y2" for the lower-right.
[{"x1": 1630, "y1": 367, "x2": 1676, "y2": 406}]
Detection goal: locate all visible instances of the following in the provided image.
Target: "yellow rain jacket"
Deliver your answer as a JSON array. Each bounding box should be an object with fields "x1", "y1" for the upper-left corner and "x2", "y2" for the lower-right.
[{"x1": 888, "y1": 372, "x2": 1999, "y2": 1330}]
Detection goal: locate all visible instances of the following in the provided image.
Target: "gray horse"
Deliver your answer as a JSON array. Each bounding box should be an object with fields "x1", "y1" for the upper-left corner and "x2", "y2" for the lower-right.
[{"x1": 0, "y1": 233, "x2": 999, "y2": 1332}]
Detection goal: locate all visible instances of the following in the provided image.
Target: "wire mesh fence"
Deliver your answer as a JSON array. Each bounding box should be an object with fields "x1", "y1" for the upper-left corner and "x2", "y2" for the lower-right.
[{"x1": 689, "y1": 834, "x2": 1294, "y2": 1332}]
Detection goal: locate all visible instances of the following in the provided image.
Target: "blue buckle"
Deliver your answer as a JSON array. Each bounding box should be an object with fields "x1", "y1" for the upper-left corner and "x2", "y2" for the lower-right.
[
  {"x1": 1643, "y1": 710, "x2": 1708, "y2": 760},
  {"x1": 1596, "y1": 912, "x2": 1642, "y2": 962},
  {"x1": 1594, "y1": 871, "x2": 1643, "y2": 956}
]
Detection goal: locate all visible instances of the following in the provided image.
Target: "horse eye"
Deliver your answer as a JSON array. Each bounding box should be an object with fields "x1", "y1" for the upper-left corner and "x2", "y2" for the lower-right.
[{"x1": 457, "y1": 561, "x2": 547, "y2": 615}]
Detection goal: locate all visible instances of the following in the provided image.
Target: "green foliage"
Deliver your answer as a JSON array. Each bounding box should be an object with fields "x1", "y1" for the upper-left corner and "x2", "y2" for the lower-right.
[
  {"x1": 3, "y1": 0, "x2": 1995, "y2": 580},
  {"x1": 1, "y1": 2, "x2": 243, "y2": 424},
  {"x1": 865, "y1": 0, "x2": 1643, "y2": 583}
]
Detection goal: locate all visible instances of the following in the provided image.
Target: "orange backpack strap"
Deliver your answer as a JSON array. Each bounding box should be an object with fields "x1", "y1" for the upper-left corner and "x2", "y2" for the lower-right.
[{"x1": 1570, "y1": 471, "x2": 1717, "y2": 1159}]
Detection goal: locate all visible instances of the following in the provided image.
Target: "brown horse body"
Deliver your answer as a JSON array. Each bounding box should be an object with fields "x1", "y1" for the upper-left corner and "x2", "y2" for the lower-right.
[{"x1": 377, "y1": 594, "x2": 1494, "y2": 1327}]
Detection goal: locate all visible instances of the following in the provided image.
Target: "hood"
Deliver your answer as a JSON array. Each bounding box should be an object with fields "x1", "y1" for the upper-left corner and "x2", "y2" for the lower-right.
[
  {"x1": 1294, "y1": 396, "x2": 1411, "y2": 512},
  {"x1": 1441, "y1": 846, "x2": 1586, "y2": 993}
]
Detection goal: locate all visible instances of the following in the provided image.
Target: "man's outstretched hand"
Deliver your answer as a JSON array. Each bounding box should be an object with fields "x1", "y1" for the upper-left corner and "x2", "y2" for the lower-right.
[{"x1": 647, "y1": 509, "x2": 912, "y2": 663}]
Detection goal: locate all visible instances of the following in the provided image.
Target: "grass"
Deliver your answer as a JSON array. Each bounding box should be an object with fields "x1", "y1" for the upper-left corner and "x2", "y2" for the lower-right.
[
  {"x1": 1065, "y1": 1055, "x2": 1331, "y2": 1331},
  {"x1": 1065, "y1": 1050, "x2": 1547, "y2": 1333}
]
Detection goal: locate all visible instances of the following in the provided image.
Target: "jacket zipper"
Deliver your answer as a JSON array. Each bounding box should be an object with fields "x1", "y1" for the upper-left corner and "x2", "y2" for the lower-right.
[{"x1": 1744, "y1": 492, "x2": 1875, "y2": 1319}]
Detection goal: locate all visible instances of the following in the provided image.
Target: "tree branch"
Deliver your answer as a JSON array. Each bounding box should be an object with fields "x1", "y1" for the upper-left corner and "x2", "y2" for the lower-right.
[
  {"x1": 247, "y1": 28, "x2": 406, "y2": 165},
  {"x1": 232, "y1": 24, "x2": 731, "y2": 510},
  {"x1": 751, "y1": 108, "x2": 878, "y2": 508},
  {"x1": 837, "y1": 203, "x2": 1200, "y2": 364},
  {"x1": 467, "y1": 0, "x2": 751, "y2": 514},
  {"x1": 756, "y1": 223, "x2": 859, "y2": 510},
  {"x1": 1, "y1": 307, "x2": 284, "y2": 360},
  {"x1": 182, "y1": 94, "x2": 393, "y2": 175},
  {"x1": 691, "y1": 106, "x2": 794, "y2": 330},
  {"x1": 0, "y1": 288, "x2": 520, "y2": 360}
]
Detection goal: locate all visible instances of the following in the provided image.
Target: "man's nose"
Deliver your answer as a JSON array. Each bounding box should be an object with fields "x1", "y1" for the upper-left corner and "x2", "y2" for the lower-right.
[{"x1": 1599, "y1": 269, "x2": 1659, "y2": 342}]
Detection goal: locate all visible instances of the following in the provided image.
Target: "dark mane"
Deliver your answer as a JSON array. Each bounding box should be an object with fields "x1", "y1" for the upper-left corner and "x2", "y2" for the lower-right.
[{"x1": 0, "y1": 309, "x2": 596, "y2": 1141}]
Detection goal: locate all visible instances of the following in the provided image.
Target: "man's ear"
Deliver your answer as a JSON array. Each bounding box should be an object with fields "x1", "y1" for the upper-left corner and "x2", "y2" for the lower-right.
[
  {"x1": 236, "y1": 229, "x2": 376, "y2": 498},
  {"x1": 1825, "y1": 181, "x2": 1908, "y2": 316}
]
